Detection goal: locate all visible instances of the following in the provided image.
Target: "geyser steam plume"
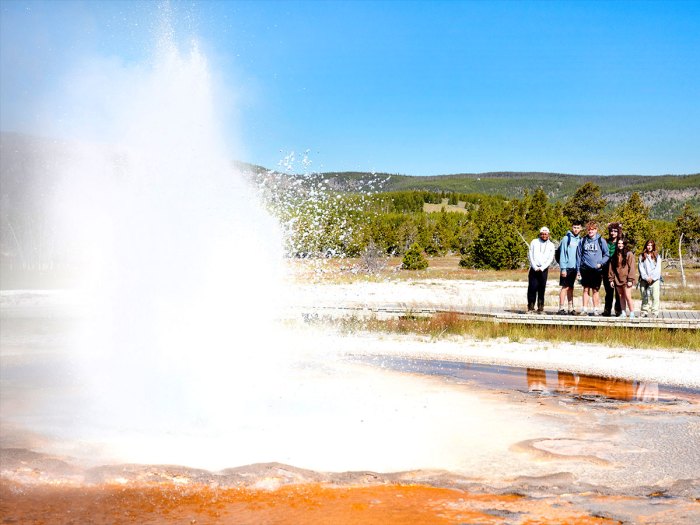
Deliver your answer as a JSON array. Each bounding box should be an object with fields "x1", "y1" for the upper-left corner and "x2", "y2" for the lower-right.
[{"x1": 50, "y1": 17, "x2": 289, "y2": 457}]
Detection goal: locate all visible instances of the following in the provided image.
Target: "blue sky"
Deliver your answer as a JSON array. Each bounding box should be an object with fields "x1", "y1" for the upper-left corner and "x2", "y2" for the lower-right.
[{"x1": 1, "y1": 0, "x2": 698, "y2": 175}]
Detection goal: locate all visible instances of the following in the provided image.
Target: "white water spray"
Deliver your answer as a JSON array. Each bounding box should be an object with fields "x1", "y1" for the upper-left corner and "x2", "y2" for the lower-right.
[
  {"x1": 48, "y1": 17, "x2": 293, "y2": 460},
  {"x1": 27, "y1": 9, "x2": 531, "y2": 476}
]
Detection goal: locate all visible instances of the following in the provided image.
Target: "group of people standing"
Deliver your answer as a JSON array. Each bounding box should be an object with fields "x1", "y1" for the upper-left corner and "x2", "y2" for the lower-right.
[{"x1": 527, "y1": 221, "x2": 663, "y2": 318}]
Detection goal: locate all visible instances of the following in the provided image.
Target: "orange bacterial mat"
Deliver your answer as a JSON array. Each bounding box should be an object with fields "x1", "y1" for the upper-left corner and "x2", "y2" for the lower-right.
[{"x1": 0, "y1": 481, "x2": 634, "y2": 524}]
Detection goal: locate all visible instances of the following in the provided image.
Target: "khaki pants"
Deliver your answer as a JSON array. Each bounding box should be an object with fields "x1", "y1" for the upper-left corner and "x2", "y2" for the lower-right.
[{"x1": 640, "y1": 279, "x2": 660, "y2": 315}]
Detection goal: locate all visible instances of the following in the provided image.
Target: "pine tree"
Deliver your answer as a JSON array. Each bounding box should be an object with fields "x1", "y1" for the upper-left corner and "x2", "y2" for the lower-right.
[
  {"x1": 675, "y1": 204, "x2": 700, "y2": 240},
  {"x1": 617, "y1": 192, "x2": 651, "y2": 250},
  {"x1": 546, "y1": 201, "x2": 570, "y2": 240},
  {"x1": 402, "y1": 243, "x2": 428, "y2": 270},
  {"x1": 467, "y1": 218, "x2": 528, "y2": 270},
  {"x1": 525, "y1": 188, "x2": 548, "y2": 231},
  {"x1": 675, "y1": 204, "x2": 700, "y2": 260},
  {"x1": 562, "y1": 182, "x2": 607, "y2": 225}
]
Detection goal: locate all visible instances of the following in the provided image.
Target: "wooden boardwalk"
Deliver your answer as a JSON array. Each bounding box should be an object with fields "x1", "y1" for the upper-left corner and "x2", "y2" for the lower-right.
[
  {"x1": 298, "y1": 304, "x2": 700, "y2": 330},
  {"x1": 446, "y1": 308, "x2": 700, "y2": 330}
]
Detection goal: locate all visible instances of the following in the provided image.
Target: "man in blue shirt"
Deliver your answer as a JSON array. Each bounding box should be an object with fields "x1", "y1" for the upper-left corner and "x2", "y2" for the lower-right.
[{"x1": 557, "y1": 220, "x2": 582, "y2": 315}]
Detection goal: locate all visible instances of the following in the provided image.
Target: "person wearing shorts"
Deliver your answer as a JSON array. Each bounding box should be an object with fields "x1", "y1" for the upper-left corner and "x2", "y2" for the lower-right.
[
  {"x1": 576, "y1": 221, "x2": 609, "y2": 316},
  {"x1": 580, "y1": 266, "x2": 603, "y2": 289},
  {"x1": 557, "y1": 220, "x2": 582, "y2": 315}
]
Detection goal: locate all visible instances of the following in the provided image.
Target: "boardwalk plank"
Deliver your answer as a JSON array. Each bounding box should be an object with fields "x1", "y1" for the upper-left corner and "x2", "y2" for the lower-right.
[{"x1": 299, "y1": 305, "x2": 700, "y2": 329}]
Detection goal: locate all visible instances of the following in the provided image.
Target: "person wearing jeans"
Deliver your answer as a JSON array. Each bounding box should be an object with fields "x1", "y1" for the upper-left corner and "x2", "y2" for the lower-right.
[
  {"x1": 602, "y1": 222, "x2": 623, "y2": 317},
  {"x1": 608, "y1": 237, "x2": 637, "y2": 318},
  {"x1": 638, "y1": 239, "x2": 662, "y2": 317}
]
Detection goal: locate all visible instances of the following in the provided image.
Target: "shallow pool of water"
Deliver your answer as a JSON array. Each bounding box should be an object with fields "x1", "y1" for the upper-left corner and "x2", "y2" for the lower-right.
[{"x1": 352, "y1": 355, "x2": 700, "y2": 404}]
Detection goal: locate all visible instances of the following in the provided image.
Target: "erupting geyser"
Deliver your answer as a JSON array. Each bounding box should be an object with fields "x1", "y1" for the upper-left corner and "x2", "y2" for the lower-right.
[{"x1": 46, "y1": 16, "x2": 292, "y2": 465}]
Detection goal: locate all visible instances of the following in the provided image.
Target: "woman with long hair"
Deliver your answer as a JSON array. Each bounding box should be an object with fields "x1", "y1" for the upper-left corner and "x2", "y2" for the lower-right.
[
  {"x1": 608, "y1": 236, "x2": 637, "y2": 318},
  {"x1": 602, "y1": 222, "x2": 623, "y2": 316},
  {"x1": 638, "y1": 239, "x2": 662, "y2": 318}
]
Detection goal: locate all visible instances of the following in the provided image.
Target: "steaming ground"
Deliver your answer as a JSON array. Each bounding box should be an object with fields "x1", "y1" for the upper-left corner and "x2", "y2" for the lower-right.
[
  {"x1": 290, "y1": 276, "x2": 528, "y2": 311},
  {"x1": 2, "y1": 278, "x2": 699, "y2": 498}
]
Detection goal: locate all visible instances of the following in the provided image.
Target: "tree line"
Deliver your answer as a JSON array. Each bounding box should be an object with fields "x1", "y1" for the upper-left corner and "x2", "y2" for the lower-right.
[{"x1": 257, "y1": 175, "x2": 700, "y2": 270}]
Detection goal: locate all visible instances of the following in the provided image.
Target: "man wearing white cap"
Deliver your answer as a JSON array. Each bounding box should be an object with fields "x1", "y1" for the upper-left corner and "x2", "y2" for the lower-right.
[{"x1": 527, "y1": 226, "x2": 555, "y2": 314}]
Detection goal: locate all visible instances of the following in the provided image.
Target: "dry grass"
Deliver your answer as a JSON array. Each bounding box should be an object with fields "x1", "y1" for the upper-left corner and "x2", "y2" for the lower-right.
[
  {"x1": 287, "y1": 256, "x2": 526, "y2": 282},
  {"x1": 423, "y1": 201, "x2": 470, "y2": 214},
  {"x1": 334, "y1": 312, "x2": 700, "y2": 352},
  {"x1": 657, "y1": 270, "x2": 700, "y2": 309}
]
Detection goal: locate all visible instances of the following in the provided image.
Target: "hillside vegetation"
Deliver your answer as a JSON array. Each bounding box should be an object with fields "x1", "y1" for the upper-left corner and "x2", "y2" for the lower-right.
[
  {"x1": 2, "y1": 132, "x2": 699, "y2": 287},
  {"x1": 259, "y1": 169, "x2": 700, "y2": 221}
]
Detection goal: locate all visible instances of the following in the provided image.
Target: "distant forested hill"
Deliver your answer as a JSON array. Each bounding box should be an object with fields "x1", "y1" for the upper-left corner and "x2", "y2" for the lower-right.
[
  {"x1": 4, "y1": 132, "x2": 699, "y2": 224},
  {"x1": 2, "y1": 132, "x2": 698, "y2": 258},
  {"x1": 275, "y1": 170, "x2": 699, "y2": 221}
]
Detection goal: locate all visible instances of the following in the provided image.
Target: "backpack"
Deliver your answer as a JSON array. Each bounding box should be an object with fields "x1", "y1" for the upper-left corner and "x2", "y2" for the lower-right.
[
  {"x1": 595, "y1": 235, "x2": 606, "y2": 256},
  {"x1": 555, "y1": 235, "x2": 569, "y2": 265}
]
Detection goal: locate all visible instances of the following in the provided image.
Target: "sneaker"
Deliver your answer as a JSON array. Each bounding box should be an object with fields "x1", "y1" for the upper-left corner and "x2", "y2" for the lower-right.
[
  {"x1": 580, "y1": 310, "x2": 588, "y2": 316},
  {"x1": 592, "y1": 310, "x2": 600, "y2": 316},
  {"x1": 536, "y1": 309, "x2": 545, "y2": 315},
  {"x1": 652, "y1": 312, "x2": 660, "y2": 318},
  {"x1": 526, "y1": 309, "x2": 536, "y2": 315},
  {"x1": 640, "y1": 312, "x2": 649, "y2": 318},
  {"x1": 568, "y1": 309, "x2": 577, "y2": 315},
  {"x1": 619, "y1": 311, "x2": 627, "y2": 318},
  {"x1": 602, "y1": 310, "x2": 612, "y2": 317},
  {"x1": 557, "y1": 308, "x2": 567, "y2": 315},
  {"x1": 629, "y1": 312, "x2": 635, "y2": 319}
]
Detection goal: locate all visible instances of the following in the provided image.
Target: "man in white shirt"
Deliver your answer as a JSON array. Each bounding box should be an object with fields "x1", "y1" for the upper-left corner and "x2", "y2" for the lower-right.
[{"x1": 527, "y1": 226, "x2": 556, "y2": 314}]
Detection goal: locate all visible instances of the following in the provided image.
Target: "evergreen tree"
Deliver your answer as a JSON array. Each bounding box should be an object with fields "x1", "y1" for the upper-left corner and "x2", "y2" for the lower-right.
[
  {"x1": 649, "y1": 219, "x2": 675, "y2": 256},
  {"x1": 402, "y1": 243, "x2": 428, "y2": 270},
  {"x1": 428, "y1": 210, "x2": 457, "y2": 255},
  {"x1": 416, "y1": 213, "x2": 431, "y2": 250},
  {"x1": 503, "y1": 198, "x2": 528, "y2": 234},
  {"x1": 675, "y1": 204, "x2": 700, "y2": 260},
  {"x1": 675, "y1": 204, "x2": 700, "y2": 239},
  {"x1": 467, "y1": 218, "x2": 528, "y2": 270},
  {"x1": 525, "y1": 188, "x2": 548, "y2": 231},
  {"x1": 396, "y1": 215, "x2": 420, "y2": 253},
  {"x1": 617, "y1": 192, "x2": 651, "y2": 250},
  {"x1": 546, "y1": 201, "x2": 570, "y2": 240},
  {"x1": 562, "y1": 182, "x2": 607, "y2": 224}
]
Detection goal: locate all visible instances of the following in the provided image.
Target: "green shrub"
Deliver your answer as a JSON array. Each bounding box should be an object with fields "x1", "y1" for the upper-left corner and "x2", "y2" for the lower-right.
[
  {"x1": 467, "y1": 220, "x2": 528, "y2": 270},
  {"x1": 402, "y1": 243, "x2": 428, "y2": 270}
]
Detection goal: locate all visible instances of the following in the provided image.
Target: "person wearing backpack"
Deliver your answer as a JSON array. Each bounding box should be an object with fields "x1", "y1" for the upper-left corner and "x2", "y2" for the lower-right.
[
  {"x1": 527, "y1": 226, "x2": 556, "y2": 314},
  {"x1": 638, "y1": 239, "x2": 662, "y2": 318},
  {"x1": 576, "y1": 221, "x2": 610, "y2": 316},
  {"x1": 557, "y1": 220, "x2": 583, "y2": 315},
  {"x1": 602, "y1": 222, "x2": 623, "y2": 317}
]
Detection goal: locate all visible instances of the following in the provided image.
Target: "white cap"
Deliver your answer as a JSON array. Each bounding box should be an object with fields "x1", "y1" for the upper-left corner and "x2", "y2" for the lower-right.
[{"x1": 539, "y1": 227, "x2": 550, "y2": 233}]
